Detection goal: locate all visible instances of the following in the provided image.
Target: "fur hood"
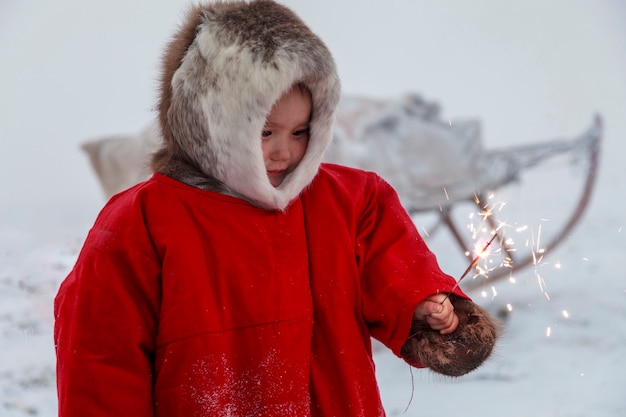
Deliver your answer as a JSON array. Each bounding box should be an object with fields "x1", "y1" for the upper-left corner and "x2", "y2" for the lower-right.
[{"x1": 152, "y1": 0, "x2": 341, "y2": 210}]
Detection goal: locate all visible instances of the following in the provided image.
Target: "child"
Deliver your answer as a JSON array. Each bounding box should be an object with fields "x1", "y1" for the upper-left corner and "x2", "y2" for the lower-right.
[{"x1": 54, "y1": 1, "x2": 499, "y2": 416}]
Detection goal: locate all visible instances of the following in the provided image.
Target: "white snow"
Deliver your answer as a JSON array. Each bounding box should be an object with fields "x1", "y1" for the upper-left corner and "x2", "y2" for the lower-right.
[{"x1": 1, "y1": 0, "x2": 625, "y2": 415}]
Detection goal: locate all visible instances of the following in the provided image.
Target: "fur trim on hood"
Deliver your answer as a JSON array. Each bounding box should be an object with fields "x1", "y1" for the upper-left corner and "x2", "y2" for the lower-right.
[{"x1": 152, "y1": 0, "x2": 341, "y2": 210}]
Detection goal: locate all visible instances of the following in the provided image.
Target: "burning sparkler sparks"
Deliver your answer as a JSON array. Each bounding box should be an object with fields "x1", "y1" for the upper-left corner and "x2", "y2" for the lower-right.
[
  {"x1": 471, "y1": 196, "x2": 509, "y2": 259},
  {"x1": 441, "y1": 233, "x2": 499, "y2": 304},
  {"x1": 432, "y1": 189, "x2": 572, "y2": 317}
]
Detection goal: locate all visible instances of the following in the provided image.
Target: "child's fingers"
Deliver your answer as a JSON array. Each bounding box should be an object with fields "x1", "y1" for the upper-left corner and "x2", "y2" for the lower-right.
[
  {"x1": 414, "y1": 300, "x2": 443, "y2": 320},
  {"x1": 426, "y1": 310, "x2": 458, "y2": 332},
  {"x1": 414, "y1": 294, "x2": 455, "y2": 320},
  {"x1": 416, "y1": 295, "x2": 459, "y2": 334},
  {"x1": 436, "y1": 313, "x2": 459, "y2": 335}
]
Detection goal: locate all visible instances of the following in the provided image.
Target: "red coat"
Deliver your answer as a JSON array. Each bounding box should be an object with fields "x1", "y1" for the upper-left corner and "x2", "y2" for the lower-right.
[{"x1": 55, "y1": 165, "x2": 465, "y2": 416}]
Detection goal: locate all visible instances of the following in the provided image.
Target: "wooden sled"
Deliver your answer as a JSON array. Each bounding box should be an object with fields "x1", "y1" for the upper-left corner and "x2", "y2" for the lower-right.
[
  {"x1": 325, "y1": 95, "x2": 602, "y2": 290},
  {"x1": 407, "y1": 116, "x2": 602, "y2": 291}
]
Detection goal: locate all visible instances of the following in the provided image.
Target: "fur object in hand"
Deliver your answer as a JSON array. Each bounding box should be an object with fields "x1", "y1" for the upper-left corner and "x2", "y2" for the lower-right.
[{"x1": 400, "y1": 295, "x2": 500, "y2": 377}]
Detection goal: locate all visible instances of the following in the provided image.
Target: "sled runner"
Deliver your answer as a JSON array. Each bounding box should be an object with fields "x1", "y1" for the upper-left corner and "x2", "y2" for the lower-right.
[{"x1": 82, "y1": 94, "x2": 602, "y2": 291}]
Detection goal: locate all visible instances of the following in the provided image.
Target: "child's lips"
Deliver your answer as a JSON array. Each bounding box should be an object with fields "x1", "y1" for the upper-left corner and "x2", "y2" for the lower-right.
[
  {"x1": 267, "y1": 169, "x2": 287, "y2": 186},
  {"x1": 267, "y1": 169, "x2": 286, "y2": 177}
]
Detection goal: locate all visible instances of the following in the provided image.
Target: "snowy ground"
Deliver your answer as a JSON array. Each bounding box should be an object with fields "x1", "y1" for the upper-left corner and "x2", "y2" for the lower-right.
[{"x1": 1, "y1": 0, "x2": 625, "y2": 416}]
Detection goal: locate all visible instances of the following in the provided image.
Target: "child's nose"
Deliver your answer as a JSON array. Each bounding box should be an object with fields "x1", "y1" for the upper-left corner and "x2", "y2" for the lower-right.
[{"x1": 268, "y1": 137, "x2": 290, "y2": 161}]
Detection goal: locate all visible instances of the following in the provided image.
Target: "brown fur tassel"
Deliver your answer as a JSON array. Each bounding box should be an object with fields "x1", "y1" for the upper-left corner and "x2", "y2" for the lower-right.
[{"x1": 400, "y1": 295, "x2": 500, "y2": 376}]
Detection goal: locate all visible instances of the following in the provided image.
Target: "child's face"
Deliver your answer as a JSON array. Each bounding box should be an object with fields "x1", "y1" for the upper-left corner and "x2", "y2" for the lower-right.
[{"x1": 262, "y1": 86, "x2": 312, "y2": 187}]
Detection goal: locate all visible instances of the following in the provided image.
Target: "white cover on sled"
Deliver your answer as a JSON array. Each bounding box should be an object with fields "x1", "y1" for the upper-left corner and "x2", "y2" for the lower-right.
[
  {"x1": 326, "y1": 94, "x2": 488, "y2": 211},
  {"x1": 81, "y1": 122, "x2": 160, "y2": 199}
]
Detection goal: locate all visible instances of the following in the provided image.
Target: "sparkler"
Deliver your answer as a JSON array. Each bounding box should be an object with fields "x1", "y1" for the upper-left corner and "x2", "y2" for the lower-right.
[{"x1": 440, "y1": 232, "x2": 499, "y2": 304}]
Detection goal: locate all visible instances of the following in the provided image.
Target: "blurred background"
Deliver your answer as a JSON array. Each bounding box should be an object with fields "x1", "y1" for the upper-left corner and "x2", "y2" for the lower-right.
[{"x1": 1, "y1": 1, "x2": 625, "y2": 415}]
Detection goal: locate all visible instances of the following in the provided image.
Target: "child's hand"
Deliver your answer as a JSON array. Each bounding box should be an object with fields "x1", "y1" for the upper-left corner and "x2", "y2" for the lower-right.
[
  {"x1": 414, "y1": 294, "x2": 459, "y2": 335},
  {"x1": 402, "y1": 295, "x2": 499, "y2": 376}
]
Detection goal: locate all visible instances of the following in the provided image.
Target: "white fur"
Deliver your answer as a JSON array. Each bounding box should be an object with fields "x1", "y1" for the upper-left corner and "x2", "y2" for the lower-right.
[{"x1": 168, "y1": 6, "x2": 340, "y2": 210}]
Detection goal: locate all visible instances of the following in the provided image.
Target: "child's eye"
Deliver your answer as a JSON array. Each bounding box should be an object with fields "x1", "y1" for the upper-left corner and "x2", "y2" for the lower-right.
[
  {"x1": 261, "y1": 130, "x2": 272, "y2": 138},
  {"x1": 292, "y1": 128, "x2": 309, "y2": 137}
]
